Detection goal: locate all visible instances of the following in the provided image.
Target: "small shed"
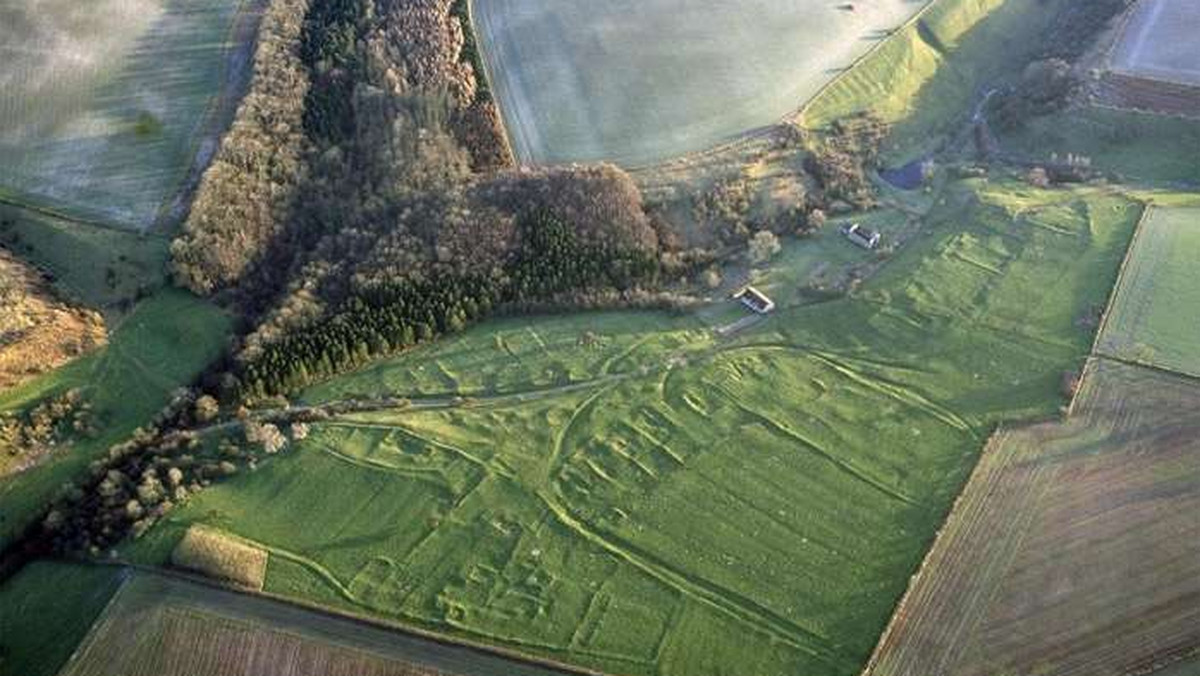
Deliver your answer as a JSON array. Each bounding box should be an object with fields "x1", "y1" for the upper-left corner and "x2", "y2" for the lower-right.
[
  {"x1": 734, "y1": 286, "x2": 776, "y2": 314},
  {"x1": 841, "y1": 223, "x2": 882, "y2": 250}
]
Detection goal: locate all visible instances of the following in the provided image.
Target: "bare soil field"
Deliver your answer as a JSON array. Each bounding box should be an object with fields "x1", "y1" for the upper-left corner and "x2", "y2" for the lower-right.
[
  {"x1": 59, "y1": 569, "x2": 584, "y2": 676},
  {"x1": 0, "y1": 250, "x2": 105, "y2": 391},
  {"x1": 473, "y1": 0, "x2": 931, "y2": 165},
  {"x1": 1110, "y1": 0, "x2": 1200, "y2": 86},
  {"x1": 865, "y1": 358, "x2": 1200, "y2": 676}
]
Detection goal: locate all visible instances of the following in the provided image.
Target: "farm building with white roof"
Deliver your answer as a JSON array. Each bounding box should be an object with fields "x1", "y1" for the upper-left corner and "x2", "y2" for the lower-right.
[{"x1": 735, "y1": 286, "x2": 776, "y2": 314}]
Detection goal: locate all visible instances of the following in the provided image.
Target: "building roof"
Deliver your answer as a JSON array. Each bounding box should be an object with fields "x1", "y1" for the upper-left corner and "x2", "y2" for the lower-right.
[
  {"x1": 855, "y1": 226, "x2": 880, "y2": 241},
  {"x1": 735, "y1": 286, "x2": 775, "y2": 313},
  {"x1": 842, "y1": 223, "x2": 881, "y2": 248}
]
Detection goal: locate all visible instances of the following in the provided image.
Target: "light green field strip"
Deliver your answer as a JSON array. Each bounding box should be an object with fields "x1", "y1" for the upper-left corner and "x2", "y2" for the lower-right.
[
  {"x1": 473, "y1": 0, "x2": 930, "y2": 164},
  {"x1": 1097, "y1": 207, "x2": 1200, "y2": 377},
  {"x1": 0, "y1": 0, "x2": 249, "y2": 228}
]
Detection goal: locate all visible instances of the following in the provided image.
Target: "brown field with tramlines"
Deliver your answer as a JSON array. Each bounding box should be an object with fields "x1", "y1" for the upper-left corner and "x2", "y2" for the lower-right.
[
  {"x1": 865, "y1": 358, "x2": 1200, "y2": 676},
  {"x1": 59, "y1": 570, "x2": 578, "y2": 676}
]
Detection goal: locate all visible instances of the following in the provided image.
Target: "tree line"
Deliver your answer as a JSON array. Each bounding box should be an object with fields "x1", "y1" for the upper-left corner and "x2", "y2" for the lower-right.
[{"x1": 237, "y1": 209, "x2": 660, "y2": 398}]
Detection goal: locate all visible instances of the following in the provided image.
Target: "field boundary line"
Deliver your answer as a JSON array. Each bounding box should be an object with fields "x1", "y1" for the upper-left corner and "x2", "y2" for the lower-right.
[
  {"x1": 1092, "y1": 353, "x2": 1200, "y2": 387},
  {"x1": 469, "y1": 0, "x2": 538, "y2": 164},
  {"x1": 1100, "y1": 0, "x2": 1148, "y2": 74},
  {"x1": 149, "y1": 0, "x2": 270, "y2": 234},
  {"x1": 1106, "y1": 66, "x2": 1200, "y2": 92},
  {"x1": 53, "y1": 567, "x2": 134, "y2": 676},
  {"x1": 464, "y1": 0, "x2": 518, "y2": 166},
  {"x1": 0, "y1": 194, "x2": 165, "y2": 237},
  {"x1": 1102, "y1": 0, "x2": 1200, "y2": 90},
  {"x1": 1072, "y1": 199, "x2": 1152, "y2": 415},
  {"x1": 94, "y1": 561, "x2": 619, "y2": 676},
  {"x1": 1089, "y1": 98, "x2": 1200, "y2": 123},
  {"x1": 793, "y1": 0, "x2": 946, "y2": 127},
  {"x1": 857, "y1": 423, "x2": 1012, "y2": 676}
]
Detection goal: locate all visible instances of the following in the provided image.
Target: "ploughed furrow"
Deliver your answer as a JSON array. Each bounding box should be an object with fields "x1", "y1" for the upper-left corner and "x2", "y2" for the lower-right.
[
  {"x1": 866, "y1": 428, "x2": 1058, "y2": 676},
  {"x1": 869, "y1": 360, "x2": 1200, "y2": 676}
]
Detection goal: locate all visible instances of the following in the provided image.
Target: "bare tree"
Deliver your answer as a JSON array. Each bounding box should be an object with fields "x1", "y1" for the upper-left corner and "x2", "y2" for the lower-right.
[{"x1": 749, "y1": 231, "x2": 782, "y2": 264}]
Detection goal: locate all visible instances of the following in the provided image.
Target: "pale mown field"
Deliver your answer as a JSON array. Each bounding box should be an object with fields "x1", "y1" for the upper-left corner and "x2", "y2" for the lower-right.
[
  {"x1": 0, "y1": 0, "x2": 248, "y2": 228},
  {"x1": 473, "y1": 0, "x2": 931, "y2": 164},
  {"x1": 1110, "y1": 0, "x2": 1200, "y2": 86}
]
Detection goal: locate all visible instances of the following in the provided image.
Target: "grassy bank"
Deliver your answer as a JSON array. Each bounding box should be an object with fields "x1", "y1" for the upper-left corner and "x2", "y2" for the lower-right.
[
  {"x1": 0, "y1": 204, "x2": 168, "y2": 314},
  {"x1": 802, "y1": 0, "x2": 1062, "y2": 162}
]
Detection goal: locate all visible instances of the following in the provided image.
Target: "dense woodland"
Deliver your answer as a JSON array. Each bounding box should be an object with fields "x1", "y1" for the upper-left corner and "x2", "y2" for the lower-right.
[
  {"x1": 38, "y1": 392, "x2": 312, "y2": 555},
  {"x1": 171, "y1": 0, "x2": 679, "y2": 401}
]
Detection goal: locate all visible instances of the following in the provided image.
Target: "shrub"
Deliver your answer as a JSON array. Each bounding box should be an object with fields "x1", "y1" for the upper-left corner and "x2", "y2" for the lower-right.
[{"x1": 749, "y1": 231, "x2": 782, "y2": 264}]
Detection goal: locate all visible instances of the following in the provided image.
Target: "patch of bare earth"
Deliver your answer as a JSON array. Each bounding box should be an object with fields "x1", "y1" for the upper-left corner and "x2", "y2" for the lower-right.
[{"x1": 0, "y1": 250, "x2": 106, "y2": 391}]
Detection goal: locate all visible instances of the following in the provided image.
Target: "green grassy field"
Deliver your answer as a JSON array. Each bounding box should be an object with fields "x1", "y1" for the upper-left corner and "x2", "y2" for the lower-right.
[
  {"x1": 0, "y1": 204, "x2": 169, "y2": 313},
  {"x1": 999, "y1": 106, "x2": 1200, "y2": 186},
  {"x1": 302, "y1": 311, "x2": 714, "y2": 404},
  {"x1": 1097, "y1": 207, "x2": 1200, "y2": 376},
  {"x1": 0, "y1": 290, "x2": 231, "y2": 549},
  {"x1": 802, "y1": 0, "x2": 1062, "y2": 163},
  {"x1": 867, "y1": 359, "x2": 1200, "y2": 676},
  {"x1": 745, "y1": 209, "x2": 915, "y2": 310},
  {"x1": 125, "y1": 180, "x2": 1139, "y2": 676},
  {"x1": 473, "y1": 0, "x2": 930, "y2": 164},
  {"x1": 0, "y1": 0, "x2": 248, "y2": 228},
  {"x1": 0, "y1": 561, "x2": 127, "y2": 676}
]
